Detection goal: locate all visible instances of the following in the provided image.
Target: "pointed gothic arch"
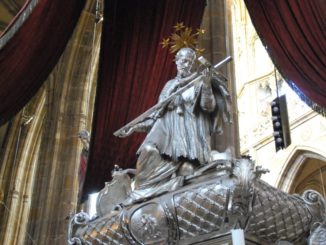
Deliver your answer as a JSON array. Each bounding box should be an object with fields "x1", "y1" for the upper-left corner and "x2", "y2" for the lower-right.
[{"x1": 277, "y1": 147, "x2": 326, "y2": 197}]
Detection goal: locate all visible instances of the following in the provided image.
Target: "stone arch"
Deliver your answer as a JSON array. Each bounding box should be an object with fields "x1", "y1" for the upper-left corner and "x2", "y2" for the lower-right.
[{"x1": 277, "y1": 146, "x2": 326, "y2": 197}]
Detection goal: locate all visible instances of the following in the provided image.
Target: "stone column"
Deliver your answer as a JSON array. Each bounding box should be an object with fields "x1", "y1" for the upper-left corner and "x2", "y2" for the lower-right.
[
  {"x1": 199, "y1": 0, "x2": 240, "y2": 157},
  {"x1": 26, "y1": 1, "x2": 102, "y2": 243},
  {"x1": 0, "y1": 91, "x2": 46, "y2": 245}
]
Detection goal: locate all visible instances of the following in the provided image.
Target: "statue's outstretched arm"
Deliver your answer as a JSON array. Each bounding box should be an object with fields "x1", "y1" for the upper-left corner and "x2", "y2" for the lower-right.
[{"x1": 115, "y1": 118, "x2": 155, "y2": 138}]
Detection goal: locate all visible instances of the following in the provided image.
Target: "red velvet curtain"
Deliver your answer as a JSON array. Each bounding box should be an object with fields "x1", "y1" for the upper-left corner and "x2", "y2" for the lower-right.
[
  {"x1": 0, "y1": 0, "x2": 86, "y2": 125},
  {"x1": 83, "y1": 0, "x2": 206, "y2": 198},
  {"x1": 244, "y1": 0, "x2": 326, "y2": 109}
]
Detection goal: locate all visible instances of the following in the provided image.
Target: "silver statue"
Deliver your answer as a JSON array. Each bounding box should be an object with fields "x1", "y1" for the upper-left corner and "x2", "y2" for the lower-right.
[
  {"x1": 96, "y1": 165, "x2": 135, "y2": 216},
  {"x1": 116, "y1": 48, "x2": 232, "y2": 203},
  {"x1": 68, "y1": 49, "x2": 326, "y2": 244}
]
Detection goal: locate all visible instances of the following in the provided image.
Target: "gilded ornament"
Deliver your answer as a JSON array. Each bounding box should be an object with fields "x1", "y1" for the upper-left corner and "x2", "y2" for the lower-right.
[{"x1": 161, "y1": 23, "x2": 205, "y2": 55}]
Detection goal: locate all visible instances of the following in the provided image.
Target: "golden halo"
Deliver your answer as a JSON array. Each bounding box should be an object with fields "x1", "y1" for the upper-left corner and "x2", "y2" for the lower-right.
[{"x1": 161, "y1": 22, "x2": 205, "y2": 55}]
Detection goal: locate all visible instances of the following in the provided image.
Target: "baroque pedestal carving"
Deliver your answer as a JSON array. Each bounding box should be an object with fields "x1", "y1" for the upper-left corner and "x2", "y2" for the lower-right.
[{"x1": 68, "y1": 159, "x2": 326, "y2": 245}]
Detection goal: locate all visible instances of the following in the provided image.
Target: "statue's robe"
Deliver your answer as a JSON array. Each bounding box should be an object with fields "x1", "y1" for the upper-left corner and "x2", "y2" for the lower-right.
[{"x1": 133, "y1": 75, "x2": 231, "y2": 195}]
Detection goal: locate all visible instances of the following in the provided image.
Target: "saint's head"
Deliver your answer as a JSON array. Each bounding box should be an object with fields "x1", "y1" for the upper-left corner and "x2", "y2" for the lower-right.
[{"x1": 175, "y1": 48, "x2": 196, "y2": 78}]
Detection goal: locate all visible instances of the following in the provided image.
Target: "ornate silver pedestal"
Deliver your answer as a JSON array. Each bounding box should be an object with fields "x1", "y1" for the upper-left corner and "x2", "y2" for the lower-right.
[
  {"x1": 192, "y1": 233, "x2": 266, "y2": 244},
  {"x1": 68, "y1": 159, "x2": 326, "y2": 245}
]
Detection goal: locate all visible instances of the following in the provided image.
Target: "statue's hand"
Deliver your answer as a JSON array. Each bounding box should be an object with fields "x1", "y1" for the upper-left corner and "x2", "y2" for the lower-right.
[
  {"x1": 115, "y1": 119, "x2": 155, "y2": 137},
  {"x1": 178, "y1": 72, "x2": 198, "y2": 87},
  {"x1": 202, "y1": 68, "x2": 213, "y2": 85},
  {"x1": 116, "y1": 126, "x2": 135, "y2": 138}
]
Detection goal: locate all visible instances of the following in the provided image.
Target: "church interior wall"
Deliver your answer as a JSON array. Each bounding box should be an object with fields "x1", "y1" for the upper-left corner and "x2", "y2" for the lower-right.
[{"x1": 231, "y1": 0, "x2": 326, "y2": 196}]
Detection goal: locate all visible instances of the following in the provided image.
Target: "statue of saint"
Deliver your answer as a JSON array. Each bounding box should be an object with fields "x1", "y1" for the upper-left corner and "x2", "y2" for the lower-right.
[{"x1": 117, "y1": 47, "x2": 231, "y2": 203}]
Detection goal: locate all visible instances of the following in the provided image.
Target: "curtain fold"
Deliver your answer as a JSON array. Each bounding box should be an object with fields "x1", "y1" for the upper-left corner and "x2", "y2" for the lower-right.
[
  {"x1": 83, "y1": 0, "x2": 206, "y2": 198},
  {"x1": 244, "y1": 0, "x2": 326, "y2": 111},
  {"x1": 0, "y1": 0, "x2": 86, "y2": 125}
]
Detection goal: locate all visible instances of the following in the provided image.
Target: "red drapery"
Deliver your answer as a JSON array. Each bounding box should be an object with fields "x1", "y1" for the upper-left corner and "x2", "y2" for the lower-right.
[
  {"x1": 0, "y1": 0, "x2": 86, "y2": 125},
  {"x1": 82, "y1": 0, "x2": 206, "y2": 198},
  {"x1": 78, "y1": 149, "x2": 88, "y2": 201},
  {"x1": 244, "y1": 0, "x2": 326, "y2": 109}
]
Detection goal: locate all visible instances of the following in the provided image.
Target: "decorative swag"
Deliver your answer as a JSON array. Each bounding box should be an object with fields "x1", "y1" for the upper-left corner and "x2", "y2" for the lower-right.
[
  {"x1": 82, "y1": 0, "x2": 206, "y2": 199},
  {"x1": 244, "y1": 0, "x2": 326, "y2": 113},
  {"x1": 0, "y1": 0, "x2": 86, "y2": 125}
]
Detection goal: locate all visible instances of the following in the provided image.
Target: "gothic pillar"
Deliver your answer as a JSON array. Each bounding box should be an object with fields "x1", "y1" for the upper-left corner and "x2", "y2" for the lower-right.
[
  {"x1": 199, "y1": 0, "x2": 240, "y2": 157},
  {"x1": 0, "y1": 91, "x2": 46, "y2": 244},
  {"x1": 26, "y1": 1, "x2": 101, "y2": 243}
]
